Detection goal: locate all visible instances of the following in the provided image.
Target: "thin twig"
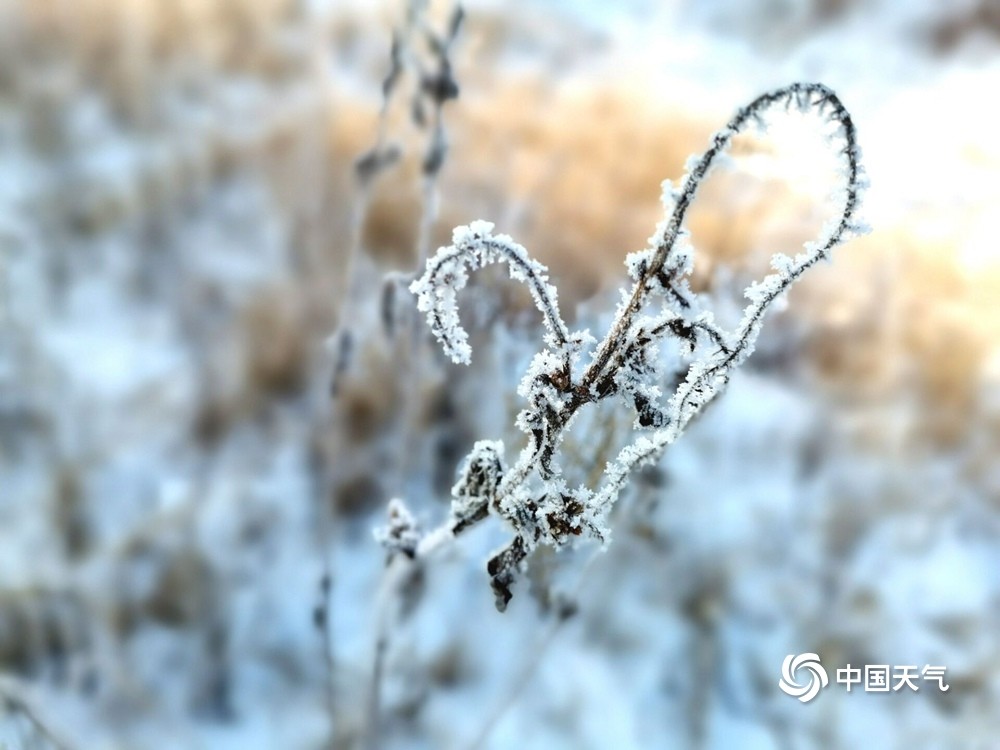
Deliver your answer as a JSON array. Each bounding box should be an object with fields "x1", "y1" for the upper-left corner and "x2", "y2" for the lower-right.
[
  {"x1": 0, "y1": 680, "x2": 74, "y2": 750},
  {"x1": 463, "y1": 549, "x2": 602, "y2": 750}
]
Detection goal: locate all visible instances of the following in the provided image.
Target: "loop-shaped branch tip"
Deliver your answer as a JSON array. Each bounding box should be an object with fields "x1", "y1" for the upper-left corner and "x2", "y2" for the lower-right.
[
  {"x1": 410, "y1": 220, "x2": 570, "y2": 365},
  {"x1": 593, "y1": 82, "x2": 869, "y2": 514}
]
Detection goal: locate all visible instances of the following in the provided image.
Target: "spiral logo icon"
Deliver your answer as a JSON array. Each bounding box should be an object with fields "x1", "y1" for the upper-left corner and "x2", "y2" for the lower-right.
[{"x1": 779, "y1": 653, "x2": 828, "y2": 703}]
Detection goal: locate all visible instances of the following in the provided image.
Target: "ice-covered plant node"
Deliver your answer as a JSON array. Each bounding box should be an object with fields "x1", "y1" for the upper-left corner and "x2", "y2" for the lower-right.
[
  {"x1": 373, "y1": 498, "x2": 422, "y2": 559},
  {"x1": 380, "y1": 82, "x2": 869, "y2": 611}
]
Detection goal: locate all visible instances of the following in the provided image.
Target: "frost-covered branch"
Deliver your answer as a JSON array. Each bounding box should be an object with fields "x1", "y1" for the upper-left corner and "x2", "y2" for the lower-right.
[
  {"x1": 585, "y1": 82, "x2": 865, "y2": 392},
  {"x1": 409, "y1": 220, "x2": 571, "y2": 365},
  {"x1": 380, "y1": 82, "x2": 869, "y2": 611},
  {"x1": 592, "y1": 82, "x2": 868, "y2": 509}
]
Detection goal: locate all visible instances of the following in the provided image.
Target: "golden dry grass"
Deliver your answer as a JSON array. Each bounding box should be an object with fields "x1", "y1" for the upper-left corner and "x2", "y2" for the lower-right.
[
  {"x1": 9, "y1": 0, "x2": 999, "y2": 452},
  {"x1": 330, "y1": 67, "x2": 1000, "y2": 449}
]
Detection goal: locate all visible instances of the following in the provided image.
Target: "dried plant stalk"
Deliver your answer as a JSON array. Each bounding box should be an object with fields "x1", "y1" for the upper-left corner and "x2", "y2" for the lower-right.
[{"x1": 383, "y1": 82, "x2": 869, "y2": 611}]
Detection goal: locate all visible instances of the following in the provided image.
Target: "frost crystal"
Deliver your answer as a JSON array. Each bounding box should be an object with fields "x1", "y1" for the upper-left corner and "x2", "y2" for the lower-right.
[
  {"x1": 373, "y1": 498, "x2": 421, "y2": 559},
  {"x1": 450, "y1": 440, "x2": 505, "y2": 533},
  {"x1": 396, "y1": 82, "x2": 869, "y2": 611},
  {"x1": 409, "y1": 220, "x2": 569, "y2": 365}
]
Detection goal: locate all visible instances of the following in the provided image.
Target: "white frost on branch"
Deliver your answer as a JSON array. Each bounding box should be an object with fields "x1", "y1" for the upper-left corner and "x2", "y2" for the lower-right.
[
  {"x1": 449, "y1": 439, "x2": 506, "y2": 531},
  {"x1": 409, "y1": 220, "x2": 570, "y2": 365},
  {"x1": 394, "y1": 82, "x2": 869, "y2": 611},
  {"x1": 592, "y1": 82, "x2": 870, "y2": 521},
  {"x1": 373, "y1": 498, "x2": 421, "y2": 559}
]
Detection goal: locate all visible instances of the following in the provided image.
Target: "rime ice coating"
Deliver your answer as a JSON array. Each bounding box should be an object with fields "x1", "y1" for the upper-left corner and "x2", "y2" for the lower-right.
[
  {"x1": 409, "y1": 220, "x2": 570, "y2": 366},
  {"x1": 387, "y1": 82, "x2": 869, "y2": 611},
  {"x1": 373, "y1": 498, "x2": 421, "y2": 559}
]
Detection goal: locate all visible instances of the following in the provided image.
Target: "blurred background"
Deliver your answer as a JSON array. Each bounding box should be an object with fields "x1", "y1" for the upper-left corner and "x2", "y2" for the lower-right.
[{"x1": 2, "y1": 0, "x2": 1000, "y2": 748}]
